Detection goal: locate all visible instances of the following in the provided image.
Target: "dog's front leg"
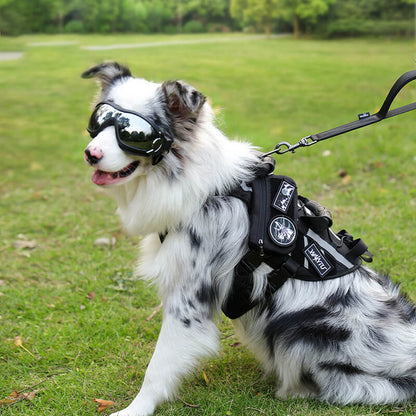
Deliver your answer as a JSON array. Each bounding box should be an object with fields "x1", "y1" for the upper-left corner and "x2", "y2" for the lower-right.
[{"x1": 110, "y1": 297, "x2": 219, "y2": 416}]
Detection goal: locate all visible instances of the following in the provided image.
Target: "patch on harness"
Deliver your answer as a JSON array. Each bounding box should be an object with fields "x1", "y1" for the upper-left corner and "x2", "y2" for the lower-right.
[
  {"x1": 272, "y1": 180, "x2": 296, "y2": 213},
  {"x1": 304, "y1": 243, "x2": 333, "y2": 277},
  {"x1": 269, "y1": 216, "x2": 297, "y2": 247}
]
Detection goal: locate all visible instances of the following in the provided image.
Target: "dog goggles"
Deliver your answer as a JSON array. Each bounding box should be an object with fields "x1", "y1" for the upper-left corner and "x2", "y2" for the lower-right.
[{"x1": 87, "y1": 101, "x2": 171, "y2": 164}]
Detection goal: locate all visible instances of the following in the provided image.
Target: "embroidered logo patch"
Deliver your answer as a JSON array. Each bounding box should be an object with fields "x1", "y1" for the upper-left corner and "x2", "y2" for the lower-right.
[
  {"x1": 304, "y1": 243, "x2": 332, "y2": 277},
  {"x1": 269, "y1": 216, "x2": 297, "y2": 247},
  {"x1": 272, "y1": 181, "x2": 296, "y2": 213}
]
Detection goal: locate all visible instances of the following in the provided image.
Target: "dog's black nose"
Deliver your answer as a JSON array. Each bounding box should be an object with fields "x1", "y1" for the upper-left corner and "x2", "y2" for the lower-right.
[{"x1": 84, "y1": 147, "x2": 103, "y2": 165}]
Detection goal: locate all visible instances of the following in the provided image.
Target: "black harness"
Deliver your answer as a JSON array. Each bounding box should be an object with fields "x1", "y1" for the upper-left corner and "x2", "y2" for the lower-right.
[
  {"x1": 222, "y1": 69, "x2": 416, "y2": 320},
  {"x1": 222, "y1": 167, "x2": 373, "y2": 319}
]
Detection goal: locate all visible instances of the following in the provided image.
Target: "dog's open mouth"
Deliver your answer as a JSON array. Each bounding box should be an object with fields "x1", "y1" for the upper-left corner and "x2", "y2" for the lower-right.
[{"x1": 92, "y1": 161, "x2": 140, "y2": 185}]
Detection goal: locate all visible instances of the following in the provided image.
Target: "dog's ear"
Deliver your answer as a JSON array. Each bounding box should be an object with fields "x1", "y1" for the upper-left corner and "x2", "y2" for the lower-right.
[
  {"x1": 162, "y1": 80, "x2": 206, "y2": 120},
  {"x1": 81, "y1": 61, "x2": 131, "y2": 91}
]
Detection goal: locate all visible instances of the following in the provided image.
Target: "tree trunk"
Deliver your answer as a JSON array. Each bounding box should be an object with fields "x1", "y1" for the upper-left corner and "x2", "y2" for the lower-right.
[
  {"x1": 58, "y1": 13, "x2": 63, "y2": 33},
  {"x1": 177, "y1": 0, "x2": 182, "y2": 33},
  {"x1": 265, "y1": 24, "x2": 271, "y2": 38},
  {"x1": 293, "y1": 14, "x2": 300, "y2": 39}
]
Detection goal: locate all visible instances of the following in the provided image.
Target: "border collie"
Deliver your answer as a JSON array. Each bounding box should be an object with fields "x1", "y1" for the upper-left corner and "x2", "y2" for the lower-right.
[{"x1": 82, "y1": 62, "x2": 416, "y2": 416}]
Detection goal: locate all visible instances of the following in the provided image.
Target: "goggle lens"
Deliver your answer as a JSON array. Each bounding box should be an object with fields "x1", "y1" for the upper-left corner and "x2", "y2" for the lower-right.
[
  {"x1": 118, "y1": 115, "x2": 158, "y2": 152},
  {"x1": 87, "y1": 102, "x2": 168, "y2": 161}
]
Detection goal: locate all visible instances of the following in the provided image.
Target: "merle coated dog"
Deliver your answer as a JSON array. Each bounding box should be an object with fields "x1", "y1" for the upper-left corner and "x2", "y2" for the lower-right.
[{"x1": 83, "y1": 62, "x2": 416, "y2": 416}]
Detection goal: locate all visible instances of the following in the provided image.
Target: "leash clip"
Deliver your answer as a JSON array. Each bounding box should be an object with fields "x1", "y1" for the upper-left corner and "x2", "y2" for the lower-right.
[
  {"x1": 298, "y1": 135, "x2": 318, "y2": 148},
  {"x1": 263, "y1": 135, "x2": 318, "y2": 157}
]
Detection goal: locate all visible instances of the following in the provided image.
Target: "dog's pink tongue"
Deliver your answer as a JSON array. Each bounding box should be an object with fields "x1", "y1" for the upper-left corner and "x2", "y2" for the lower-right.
[{"x1": 92, "y1": 169, "x2": 118, "y2": 185}]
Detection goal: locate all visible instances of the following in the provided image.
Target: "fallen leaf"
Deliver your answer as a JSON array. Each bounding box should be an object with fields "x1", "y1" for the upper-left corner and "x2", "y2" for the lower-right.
[
  {"x1": 341, "y1": 175, "x2": 351, "y2": 185},
  {"x1": 0, "y1": 390, "x2": 38, "y2": 407},
  {"x1": 94, "y1": 398, "x2": 115, "y2": 412},
  {"x1": 14, "y1": 239, "x2": 37, "y2": 250},
  {"x1": 86, "y1": 291, "x2": 96, "y2": 301},
  {"x1": 20, "y1": 391, "x2": 37, "y2": 401},
  {"x1": 202, "y1": 370, "x2": 209, "y2": 384},
  {"x1": 14, "y1": 336, "x2": 23, "y2": 348},
  {"x1": 0, "y1": 395, "x2": 18, "y2": 407},
  {"x1": 14, "y1": 336, "x2": 35, "y2": 357}
]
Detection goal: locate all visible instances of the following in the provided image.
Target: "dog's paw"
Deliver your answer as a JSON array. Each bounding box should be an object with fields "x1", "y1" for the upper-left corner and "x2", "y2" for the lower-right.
[
  {"x1": 109, "y1": 410, "x2": 152, "y2": 416},
  {"x1": 109, "y1": 402, "x2": 154, "y2": 416},
  {"x1": 109, "y1": 411, "x2": 151, "y2": 416}
]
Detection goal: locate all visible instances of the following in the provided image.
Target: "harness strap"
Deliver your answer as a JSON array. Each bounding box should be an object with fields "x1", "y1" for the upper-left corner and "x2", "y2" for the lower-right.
[{"x1": 337, "y1": 230, "x2": 373, "y2": 263}]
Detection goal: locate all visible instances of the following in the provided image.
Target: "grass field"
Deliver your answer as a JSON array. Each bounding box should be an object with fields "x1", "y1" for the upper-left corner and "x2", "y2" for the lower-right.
[{"x1": 1, "y1": 33, "x2": 416, "y2": 415}]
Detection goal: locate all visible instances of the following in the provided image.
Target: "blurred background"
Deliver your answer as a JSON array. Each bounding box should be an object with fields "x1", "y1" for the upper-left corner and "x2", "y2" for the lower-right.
[{"x1": 0, "y1": 0, "x2": 414, "y2": 38}]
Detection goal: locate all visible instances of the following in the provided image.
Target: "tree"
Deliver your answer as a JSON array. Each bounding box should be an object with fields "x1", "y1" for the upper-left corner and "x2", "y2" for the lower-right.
[
  {"x1": 231, "y1": 0, "x2": 281, "y2": 36},
  {"x1": 276, "y1": 0, "x2": 335, "y2": 37},
  {"x1": 231, "y1": 0, "x2": 334, "y2": 37},
  {"x1": 184, "y1": 0, "x2": 228, "y2": 19},
  {"x1": 49, "y1": 0, "x2": 75, "y2": 32}
]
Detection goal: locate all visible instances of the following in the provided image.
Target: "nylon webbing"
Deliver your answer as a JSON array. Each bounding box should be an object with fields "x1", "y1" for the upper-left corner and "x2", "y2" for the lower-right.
[{"x1": 264, "y1": 69, "x2": 416, "y2": 157}]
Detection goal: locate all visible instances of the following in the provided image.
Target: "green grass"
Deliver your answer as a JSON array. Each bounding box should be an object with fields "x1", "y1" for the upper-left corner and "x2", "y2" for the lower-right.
[{"x1": 0, "y1": 33, "x2": 416, "y2": 415}]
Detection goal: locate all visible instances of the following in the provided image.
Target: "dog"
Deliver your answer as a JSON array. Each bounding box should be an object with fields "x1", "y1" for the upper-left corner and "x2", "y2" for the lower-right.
[{"x1": 82, "y1": 62, "x2": 416, "y2": 416}]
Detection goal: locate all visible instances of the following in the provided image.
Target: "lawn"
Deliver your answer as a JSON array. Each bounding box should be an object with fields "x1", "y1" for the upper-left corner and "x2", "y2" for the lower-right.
[{"x1": 0, "y1": 33, "x2": 416, "y2": 415}]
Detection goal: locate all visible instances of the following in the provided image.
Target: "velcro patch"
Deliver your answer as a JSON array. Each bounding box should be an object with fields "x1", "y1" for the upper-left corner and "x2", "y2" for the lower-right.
[
  {"x1": 272, "y1": 180, "x2": 295, "y2": 213},
  {"x1": 269, "y1": 216, "x2": 297, "y2": 247},
  {"x1": 304, "y1": 243, "x2": 332, "y2": 277}
]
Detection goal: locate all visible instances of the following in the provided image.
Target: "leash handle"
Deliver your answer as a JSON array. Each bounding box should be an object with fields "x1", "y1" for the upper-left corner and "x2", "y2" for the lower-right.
[
  {"x1": 265, "y1": 69, "x2": 416, "y2": 157},
  {"x1": 378, "y1": 69, "x2": 416, "y2": 118}
]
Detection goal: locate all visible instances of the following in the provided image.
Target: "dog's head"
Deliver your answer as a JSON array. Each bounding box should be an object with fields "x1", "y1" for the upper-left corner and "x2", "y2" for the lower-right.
[{"x1": 82, "y1": 61, "x2": 206, "y2": 186}]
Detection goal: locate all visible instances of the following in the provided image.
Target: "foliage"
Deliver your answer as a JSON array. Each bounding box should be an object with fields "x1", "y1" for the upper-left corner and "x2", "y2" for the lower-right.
[
  {"x1": 183, "y1": 19, "x2": 206, "y2": 33},
  {"x1": 231, "y1": 0, "x2": 281, "y2": 35},
  {"x1": 0, "y1": 0, "x2": 227, "y2": 35},
  {"x1": 319, "y1": 0, "x2": 414, "y2": 37},
  {"x1": 0, "y1": 0, "x2": 414, "y2": 37},
  {"x1": 325, "y1": 19, "x2": 414, "y2": 38}
]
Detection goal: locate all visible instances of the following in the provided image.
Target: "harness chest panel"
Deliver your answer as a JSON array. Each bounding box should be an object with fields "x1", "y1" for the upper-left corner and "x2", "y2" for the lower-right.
[{"x1": 222, "y1": 174, "x2": 372, "y2": 320}]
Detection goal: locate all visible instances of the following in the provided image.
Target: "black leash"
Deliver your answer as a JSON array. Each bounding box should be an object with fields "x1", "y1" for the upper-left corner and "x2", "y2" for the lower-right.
[{"x1": 263, "y1": 69, "x2": 416, "y2": 157}]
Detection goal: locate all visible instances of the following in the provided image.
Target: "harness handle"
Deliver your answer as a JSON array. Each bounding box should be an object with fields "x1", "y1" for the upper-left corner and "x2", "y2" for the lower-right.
[{"x1": 264, "y1": 69, "x2": 416, "y2": 157}]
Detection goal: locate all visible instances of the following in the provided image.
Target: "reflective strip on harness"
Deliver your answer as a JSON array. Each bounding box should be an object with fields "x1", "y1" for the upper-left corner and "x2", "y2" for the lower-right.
[{"x1": 306, "y1": 228, "x2": 354, "y2": 269}]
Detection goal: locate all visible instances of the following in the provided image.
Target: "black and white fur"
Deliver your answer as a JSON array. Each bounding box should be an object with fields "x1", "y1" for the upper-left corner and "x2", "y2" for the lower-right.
[{"x1": 83, "y1": 62, "x2": 416, "y2": 416}]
